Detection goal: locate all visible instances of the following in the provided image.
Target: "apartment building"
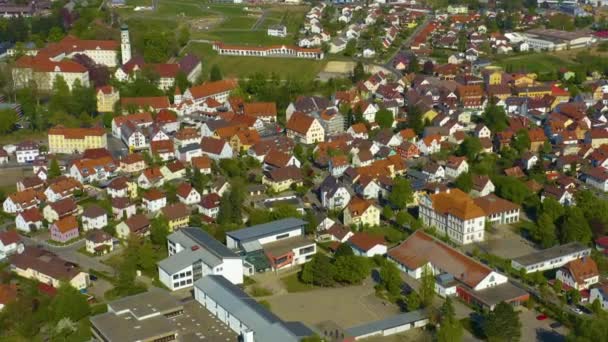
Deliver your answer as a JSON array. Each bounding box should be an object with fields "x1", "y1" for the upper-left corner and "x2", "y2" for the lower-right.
[{"x1": 48, "y1": 126, "x2": 107, "y2": 154}]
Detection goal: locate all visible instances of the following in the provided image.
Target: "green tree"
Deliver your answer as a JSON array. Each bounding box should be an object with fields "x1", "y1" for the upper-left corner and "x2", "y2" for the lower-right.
[
  {"x1": 458, "y1": 30, "x2": 468, "y2": 52},
  {"x1": 493, "y1": 176, "x2": 530, "y2": 204},
  {"x1": 379, "y1": 261, "x2": 402, "y2": 297},
  {"x1": 0, "y1": 109, "x2": 18, "y2": 134},
  {"x1": 533, "y1": 213, "x2": 558, "y2": 248},
  {"x1": 395, "y1": 210, "x2": 410, "y2": 226},
  {"x1": 50, "y1": 283, "x2": 90, "y2": 322},
  {"x1": 178, "y1": 26, "x2": 190, "y2": 47},
  {"x1": 383, "y1": 205, "x2": 394, "y2": 220},
  {"x1": 48, "y1": 158, "x2": 62, "y2": 179},
  {"x1": 333, "y1": 256, "x2": 370, "y2": 284},
  {"x1": 458, "y1": 136, "x2": 483, "y2": 160},
  {"x1": 142, "y1": 31, "x2": 177, "y2": 63},
  {"x1": 454, "y1": 172, "x2": 473, "y2": 193},
  {"x1": 375, "y1": 108, "x2": 394, "y2": 129},
  {"x1": 541, "y1": 197, "x2": 565, "y2": 221},
  {"x1": 301, "y1": 254, "x2": 335, "y2": 287},
  {"x1": 389, "y1": 178, "x2": 413, "y2": 209},
  {"x1": 559, "y1": 207, "x2": 592, "y2": 244},
  {"x1": 512, "y1": 129, "x2": 531, "y2": 153},
  {"x1": 344, "y1": 40, "x2": 357, "y2": 57},
  {"x1": 483, "y1": 302, "x2": 521, "y2": 342},
  {"x1": 406, "y1": 291, "x2": 421, "y2": 311},
  {"x1": 48, "y1": 26, "x2": 64, "y2": 42},
  {"x1": 334, "y1": 243, "x2": 354, "y2": 257},
  {"x1": 437, "y1": 297, "x2": 463, "y2": 342},
  {"x1": 150, "y1": 217, "x2": 170, "y2": 248},
  {"x1": 353, "y1": 61, "x2": 365, "y2": 81},
  {"x1": 210, "y1": 64, "x2": 223, "y2": 81},
  {"x1": 482, "y1": 101, "x2": 509, "y2": 133},
  {"x1": 407, "y1": 54, "x2": 420, "y2": 73},
  {"x1": 419, "y1": 265, "x2": 435, "y2": 307}
]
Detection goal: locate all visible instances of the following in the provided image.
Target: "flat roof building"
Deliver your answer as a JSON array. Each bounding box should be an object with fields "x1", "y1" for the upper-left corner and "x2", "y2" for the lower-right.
[
  {"x1": 158, "y1": 227, "x2": 244, "y2": 291},
  {"x1": 194, "y1": 275, "x2": 314, "y2": 342},
  {"x1": 511, "y1": 242, "x2": 591, "y2": 274}
]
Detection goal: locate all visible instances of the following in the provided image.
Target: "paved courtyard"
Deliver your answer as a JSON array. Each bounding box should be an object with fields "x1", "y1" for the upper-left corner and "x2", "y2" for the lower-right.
[
  {"x1": 519, "y1": 308, "x2": 568, "y2": 342},
  {"x1": 265, "y1": 277, "x2": 401, "y2": 330},
  {"x1": 466, "y1": 223, "x2": 538, "y2": 259}
]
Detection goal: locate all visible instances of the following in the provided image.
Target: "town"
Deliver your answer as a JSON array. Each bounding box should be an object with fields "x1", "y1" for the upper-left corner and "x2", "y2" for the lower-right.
[{"x1": 1, "y1": 0, "x2": 608, "y2": 341}]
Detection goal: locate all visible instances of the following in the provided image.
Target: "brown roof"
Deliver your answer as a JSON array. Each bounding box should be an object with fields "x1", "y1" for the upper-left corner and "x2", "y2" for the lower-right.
[
  {"x1": 388, "y1": 230, "x2": 494, "y2": 288},
  {"x1": 10, "y1": 246, "x2": 82, "y2": 281},
  {"x1": 125, "y1": 214, "x2": 150, "y2": 232},
  {"x1": 121, "y1": 96, "x2": 170, "y2": 110},
  {"x1": 243, "y1": 102, "x2": 277, "y2": 118},
  {"x1": 265, "y1": 166, "x2": 302, "y2": 182},
  {"x1": 176, "y1": 183, "x2": 195, "y2": 198},
  {"x1": 471, "y1": 175, "x2": 491, "y2": 191},
  {"x1": 188, "y1": 79, "x2": 238, "y2": 99},
  {"x1": 86, "y1": 229, "x2": 112, "y2": 243},
  {"x1": 264, "y1": 149, "x2": 293, "y2": 168},
  {"x1": 200, "y1": 137, "x2": 228, "y2": 154},
  {"x1": 111, "y1": 197, "x2": 133, "y2": 209},
  {"x1": 143, "y1": 188, "x2": 165, "y2": 201},
  {"x1": 49, "y1": 198, "x2": 78, "y2": 216},
  {"x1": 286, "y1": 112, "x2": 316, "y2": 135},
  {"x1": 53, "y1": 215, "x2": 78, "y2": 233},
  {"x1": 191, "y1": 155, "x2": 212, "y2": 170},
  {"x1": 0, "y1": 230, "x2": 21, "y2": 245},
  {"x1": 562, "y1": 258, "x2": 599, "y2": 285},
  {"x1": 428, "y1": 188, "x2": 485, "y2": 220},
  {"x1": 120, "y1": 153, "x2": 145, "y2": 165},
  {"x1": 48, "y1": 126, "x2": 105, "y2": 138},
  {"x1": 8, "y1": 189, "x2": 44, "y2": 205},
  {"x1": 19, "y1": 207, "x2": 43, "y2": 223},
  {"x1": 473, "y1": 194, "x2": 519, "y2": 216},
  {"x1": 326, "y1": 224, "x2": 351, "y2": 240},
  {"x1": 82, "y1": 204, "x2": 106, "y2": 218},
  {"x1": 175, "y1": 127, "x2": 200, "y2": 141},
  {"x1": 347, "y1": 232, "x2": 386, "y2": 252},
  {"x1": 347, "y1": 197, "x2": 375, "y2": 217},
  {"x1": 161, "y1": 203, "x2": 189, "y2": 220}
]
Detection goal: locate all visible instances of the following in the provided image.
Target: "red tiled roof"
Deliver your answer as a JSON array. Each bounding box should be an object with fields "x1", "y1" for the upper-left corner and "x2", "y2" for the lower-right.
[
  {"x1": 188, "y1": 79, "x2": 238, "y2": 100},
  {"x1": 286, "y1": 112, "x2": 315, "y2": 135},
  {"x1": 121, "y1": 96, "x2": 170, "y2": 110},
  {"x1": 347, "y1": 232, "x2": 385, "y2": 252},
  {"x1": 388, "y1": 230, "x2": 494, "y2": 288},
  {"x1": 48, "y1": 126, "x2": 105, "y2": 138},
  {"x1": 0, "y1": 230, "x2": 21, "y2": 245}
]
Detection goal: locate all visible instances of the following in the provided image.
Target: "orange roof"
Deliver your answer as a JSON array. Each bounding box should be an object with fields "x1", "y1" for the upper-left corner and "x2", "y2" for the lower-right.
[
  {"x1": 188, "y1": 79, "x2": 238, "y2": 100},
  {"x1": 349, "y1": 123, "x2": 368, "y2": 134},
  {"x1": 563, "y1": 258, "x2": 599, "y2": 285},
  {"x1": 235, "y1": 129, "x2": 260, "y2": 145},
  {"x1": 9, "y1": 189, "x2": 44, "y2": 205},
  {"x1": 53, "y1": 215, "x2": 78, "y2": 233},
  {"x1": 191, "y1": 155, "x2": 212, "y2": 170},
  {"x1": 348, "y1": 232, "x2": 386, "y2": 252},
  {"x1": 113, "y1": 112, "x2": 153, "y2": 127},
  {"x1": 142, "y1": 167, "x2": 163, "y2": 181},
  {"x1": 121, "y1": 96, "x2": 170, "y2": 110},
  {"x1": 143, "y1": 188, "x2": 165, "y2": 201},
  {"x1": 388, "y1": 230, "x2": 494, "y2": 288},
  {"x1": 48, "y1": 126, "x2": 105, "y2": 139},
  {"x1": 428, "y1": 188, "x2": 485, "y2": 220},
  {"x1": 347, "y1": 197, "x2": 375, "y2": 216},
  {"x1": 15, "y1": 56, "x2": 87, "y2": 73},
  {"x1": 243, "y1": 102, "x2": 277, "y2": 118},
  {"x1": 399, "y1": 128, "x2": 416, "y2": 140},
  {"x1": 286, "y1": 112, "x2": 316, "y2": 135},
  {"x1": 175, "y1": 127, "x2": 200, "y2": 140}
]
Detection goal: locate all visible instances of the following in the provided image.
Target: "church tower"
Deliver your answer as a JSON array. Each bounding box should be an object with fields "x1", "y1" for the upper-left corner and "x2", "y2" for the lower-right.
[{"x1": 120, "y1": 24, "x2": 132, "y2": 65}]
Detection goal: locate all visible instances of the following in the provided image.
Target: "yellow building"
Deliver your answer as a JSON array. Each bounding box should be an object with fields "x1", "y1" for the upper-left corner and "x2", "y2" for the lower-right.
[
  {"x1": 11, "y1": 248, "x2": 89, "y2": 290},
  {"x1": 160, "y1": 203, "x2": 190, "y2": 231},
  {"x1": 262, "y1": 166, "x2": 303, "y2": 193},
  {"x1": 48, "y1": 126, "x2": 107, "y2": 154},
  {"x1": 343, "y1": 197, "x2": 380, "y2": 227},
  {"x1": 96, "y1": 85, "x2": 119, "y2": 113},
  {"x1": 421, "y1": 108, "x2": 439, "y2": 123},
  {"x1": 487, "y1": 70, "x2": 503, "y2": 85}
]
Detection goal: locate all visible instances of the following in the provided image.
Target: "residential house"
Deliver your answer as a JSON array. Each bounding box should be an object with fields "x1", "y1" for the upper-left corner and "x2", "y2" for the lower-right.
[
  {"x1": 176, "y1": 183, "x2": 201, "y2": 205},
  {"x1": 318, "y1": 176, "x2": 351, "y2": 210},
  {"x1": 82, "y1": 205, "x2": 108, "y2": 231},
  {"x1": 200, "y1": 137, "x2": 234, "y2": 160},
  {"x1": 0, "y1": 230, "x2": 23, "y2": 261},
  {"x1": 143, "y1": 188, "x2": 167, "y2": 212},
  {"x1": 116, "y1": 214, "x2": 151, "y2": 239},
  {"x1": 199, "y1": 193, "x2": 221, "y2": 219},
  {"x1": 470, "y1": 175, "x2": 495, "y2": 197},
  {"x1": 347, "y1": 232, "x2": 387, "y2": 257},
  {"x1": 15, "y1": 208, "x2": 43, "y2": 233},
  {"x1": 15, "y1": 141, "x2": 39, "y2": 164},
  {"x1": 160, "y1": 203, "x2": 190, "y2": 231},
  {"x1": 44, "y1": 177, "x2": 82, "y2": 203},
  {"x1": 49, "y1": 215, "x2": 79, "y2": 243},
  {"x1": 111, "y1": 197, "x2": 136, "y2": 220},
  {"x1": 474, "y1": 194, "x2": 520, "y2": 224},
  {"x1": 85, "y1": 230, "x2": 113, "y2": 255},
  {"x1": 556, "y1": 257, "x2": 599, "y2": 291},
  {"x1": 43, "y1": 197, "x2": 78, "y2": 222},
  {"x1": 262, "y1": 166, "x2": 303, "y2": 193},
  {"x1": 137, "y1": 167, "x2": 164, "y2": 189},
  {"x1": 96, "y1": 85, "x2": 119, "y2": 113},
  {"x1": 10, "y1": 247, "x2": 89, "y2": 290},
  {"x1": 119, "y1": 153, "x2": 147, "y2": 174},
  {"x1": 3, "y1": 189, "x2": 44, "y2": 214},
  {"x1": 286, "y1": 113, "x2": 325, "y2": 144},
  {"x1": 445, "y1": 156, "x2": 469, "y2": 179},
  {"x1": 343, "y1": 197, "x2": 380, "y2": 227}
]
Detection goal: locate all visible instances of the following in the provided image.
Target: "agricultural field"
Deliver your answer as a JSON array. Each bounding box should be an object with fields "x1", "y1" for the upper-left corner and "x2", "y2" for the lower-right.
[
  {"x1": 493, "y1": 53, "x2": 576, "y2": 74},
  {"x1": 185, "y1": 42, "x2": 327, "y2": 81}
]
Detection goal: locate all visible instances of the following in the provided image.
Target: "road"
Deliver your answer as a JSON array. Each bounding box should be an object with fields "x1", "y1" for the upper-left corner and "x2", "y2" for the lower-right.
[{"x1": 381, "y1": 14, "x2": 433, "y2": 77}]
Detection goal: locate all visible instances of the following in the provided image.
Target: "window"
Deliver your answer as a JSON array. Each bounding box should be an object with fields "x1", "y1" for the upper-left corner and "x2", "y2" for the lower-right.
[{"x1": 276, "y1": 233, "x2": 289, "y2": 240}]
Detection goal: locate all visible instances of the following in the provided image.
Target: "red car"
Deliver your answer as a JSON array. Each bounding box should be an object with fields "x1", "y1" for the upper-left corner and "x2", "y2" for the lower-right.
[{"x1": 536, "y1": 314, "x2": 548, "y2": 321}]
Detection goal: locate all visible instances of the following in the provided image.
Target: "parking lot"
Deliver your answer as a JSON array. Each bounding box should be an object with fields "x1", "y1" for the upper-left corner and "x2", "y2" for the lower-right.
[
  {"x1": 170, "y1": 300, "x2": 237, "y2": 342},
  {"x1": 519, "y1": 308, "x2": 568, "y2": 342}
]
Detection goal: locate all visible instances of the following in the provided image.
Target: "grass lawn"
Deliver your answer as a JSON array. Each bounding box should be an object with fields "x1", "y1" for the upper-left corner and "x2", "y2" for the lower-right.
[
  {"x1": 0, "y1": 130, "x2": 46, "y2": 145},
  {"x1": 281, "y1": 272, "x2": 317, "y2": 293},
  {"x1": 494, "y1": 53, "x2": 577, "y2": 74},
  {"x1": 193, "y1": 29, "x2": 295, "y2": 45},
  {"x1": 215, "y1": 16, "x2": 259, "y2": 30},
  {"x1": 185, "y1": 42, "x2": 326, "y2": 81}
]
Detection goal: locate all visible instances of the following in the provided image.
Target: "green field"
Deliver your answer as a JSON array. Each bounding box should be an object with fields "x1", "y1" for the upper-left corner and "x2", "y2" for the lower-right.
[
  {"x1": 185, "y1": 42, "x2": 326, "y2": 81},
  {"x1": 494, "y1": 53, "x2": 577, "y2": 74}
]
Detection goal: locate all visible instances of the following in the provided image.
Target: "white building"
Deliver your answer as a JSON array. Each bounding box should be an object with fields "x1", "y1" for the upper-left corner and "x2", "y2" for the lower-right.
[
  {"x1": 0, "y1": 230, "x2": 24, "y2": 261},
  {"x1": 194, "y1": 275, "x2": 313, "y2": 342},
  {"x1": 120, "y1": 24, "x2": 132, "y2": 65},
  {"x1": 158, "y1": 228, "x2": 244, "y2": 291},
  {"x1": 511, "y1": 242, "x2": 592, "y2": 274},
  {"x1": 419, "y1": 188, "x2": 486, "y2": 245},
  {"x1": 267, "y1": 25, "x2": 287, "y2": 37},
  {"x1": 590, "y1": 284, "x2": 608, "y2": 310},
  {"x1": 555, "y1": 258, "x2": 599, "y2": 291}
]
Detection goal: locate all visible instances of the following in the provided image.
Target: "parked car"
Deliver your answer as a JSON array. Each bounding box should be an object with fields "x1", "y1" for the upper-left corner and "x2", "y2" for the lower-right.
[{"x1": 536, "y1": 314, "x2": 548, "y2": 320}]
